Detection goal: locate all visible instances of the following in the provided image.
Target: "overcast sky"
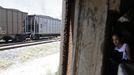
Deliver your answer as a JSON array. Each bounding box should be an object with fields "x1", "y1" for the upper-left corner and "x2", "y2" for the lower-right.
[{"x1": 0, "y1": 0, "x2": 62, "y2": 19}]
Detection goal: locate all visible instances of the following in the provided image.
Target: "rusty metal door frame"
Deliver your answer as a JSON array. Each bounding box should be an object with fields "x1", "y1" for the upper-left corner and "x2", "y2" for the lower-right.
[{"x1": 60, "y1": 0, "x2": 72, "y2": 75}]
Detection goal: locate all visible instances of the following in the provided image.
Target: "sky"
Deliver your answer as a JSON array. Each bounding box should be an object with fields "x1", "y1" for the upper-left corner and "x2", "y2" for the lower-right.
[{"x1": 0, "y1": 0, "x2": 62, "y2": 19}]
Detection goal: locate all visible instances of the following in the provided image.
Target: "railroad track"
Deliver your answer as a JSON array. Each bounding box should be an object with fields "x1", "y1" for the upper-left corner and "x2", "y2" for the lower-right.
[
  {"x1": 0, "y1": 39, "x2": 60, "y2": 51},
  {"x1": 0, "y1": 39, "x2": 48, "y2": 47},
  {"x1": 0, "y1": 37, "x2": 60, "y2": 47}
]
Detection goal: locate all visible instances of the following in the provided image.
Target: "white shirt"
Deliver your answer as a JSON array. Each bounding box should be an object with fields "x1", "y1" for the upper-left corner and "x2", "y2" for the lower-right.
[{"x1": 115, "y1": 43, "x2": 128, "y2": 60}]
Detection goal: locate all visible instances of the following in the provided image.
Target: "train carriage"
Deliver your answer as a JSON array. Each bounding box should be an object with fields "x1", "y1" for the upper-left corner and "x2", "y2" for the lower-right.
[
  {"x1": 27, "y1": 15, "x2": 61, "y2": 39},
  {"x1": 0, "y1": 6, "x2": 28, "y2": 42},
  {"x1": 0, "y1": 6, "x2": 61, "y2": 42}
]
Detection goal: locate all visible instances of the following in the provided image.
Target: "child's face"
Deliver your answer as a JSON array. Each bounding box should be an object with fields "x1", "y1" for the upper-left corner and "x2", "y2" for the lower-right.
[{"x1": 112, "y1": 35, "x2": 121, "y2": 46}]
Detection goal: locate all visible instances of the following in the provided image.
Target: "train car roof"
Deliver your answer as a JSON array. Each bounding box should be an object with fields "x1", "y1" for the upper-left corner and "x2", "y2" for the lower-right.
[
  {"x1": 28, "y1": 15, "x2": 61, "y2": 21},
  {"x1": 0, "y1": 6, "x2": 28, "y2": 14}
]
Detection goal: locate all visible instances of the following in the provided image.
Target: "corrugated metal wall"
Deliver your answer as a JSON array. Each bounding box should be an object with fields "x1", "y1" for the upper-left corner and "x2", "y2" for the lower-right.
[
  {"x1": 13, "y1": 10, "x2": 18, "y2": 34},
  {"x1": 0, "y1": 8, "x2": 7, "y2": 34},
  {"x1": 22, "y1": 13, "x2": 27, "y2": 33},
  {"x1": 7, "y1": 10, "x2": 13, "y2": 34},
  {"x1": 0, "y1": 6, "x2": 28, "y2": 36},
  {"x1": 18, "y1": 11, "x2": 22, "y2": 34},
  {"x1": 28, "y1": 15, "x2": 61, "y2": 35}
]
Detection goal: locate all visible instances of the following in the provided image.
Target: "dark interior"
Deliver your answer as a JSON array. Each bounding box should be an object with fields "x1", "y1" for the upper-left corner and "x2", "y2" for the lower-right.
[{"x1": 102, "y1": 0, "x2": 134, "y2": 75}]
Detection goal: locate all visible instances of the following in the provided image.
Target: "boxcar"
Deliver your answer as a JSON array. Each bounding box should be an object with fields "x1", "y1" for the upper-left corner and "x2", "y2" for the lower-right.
[
  {"x1": 0, "y1": 6, "x2": 28, "y2": 42},
  {"x1": 27, "y1": 15, "x2": 61, "y2": 39}
]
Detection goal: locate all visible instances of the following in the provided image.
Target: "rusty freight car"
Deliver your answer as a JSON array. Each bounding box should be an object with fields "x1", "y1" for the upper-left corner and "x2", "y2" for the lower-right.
[{"x1": 0, "y1": 6, "x2": 28, "y2": 42}]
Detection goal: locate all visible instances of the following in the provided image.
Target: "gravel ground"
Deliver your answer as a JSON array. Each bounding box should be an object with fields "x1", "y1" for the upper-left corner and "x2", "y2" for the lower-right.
[{"x1": 0, "y1": 41, "x2": 60, "y2": 75}]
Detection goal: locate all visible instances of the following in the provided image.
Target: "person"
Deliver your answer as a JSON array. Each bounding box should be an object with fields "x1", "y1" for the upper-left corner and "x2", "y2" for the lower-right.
[
  {"x1": 112, "y1": 33, "x2": 131, "y2": 61},
  {"x1": 112, "y1": 33, "x2": 132, "y2": 75}
]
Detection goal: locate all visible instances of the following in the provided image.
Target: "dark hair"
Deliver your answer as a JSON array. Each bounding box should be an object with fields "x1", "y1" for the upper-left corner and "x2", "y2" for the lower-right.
[
  {"x1": 112, "y1": 32, "x2": 125, "y2": 42},
  {"x1": 113, "y1": 32, "x2": 123, "y2": 38}
]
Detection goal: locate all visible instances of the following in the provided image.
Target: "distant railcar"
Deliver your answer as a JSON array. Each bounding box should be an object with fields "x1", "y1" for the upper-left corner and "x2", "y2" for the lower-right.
[
  {"x1": 27, "y1": 15, "x2": 61, "y2": 39},
  {"x1": 0, "y1": 6, "x2": 28, "y2": 42}
]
